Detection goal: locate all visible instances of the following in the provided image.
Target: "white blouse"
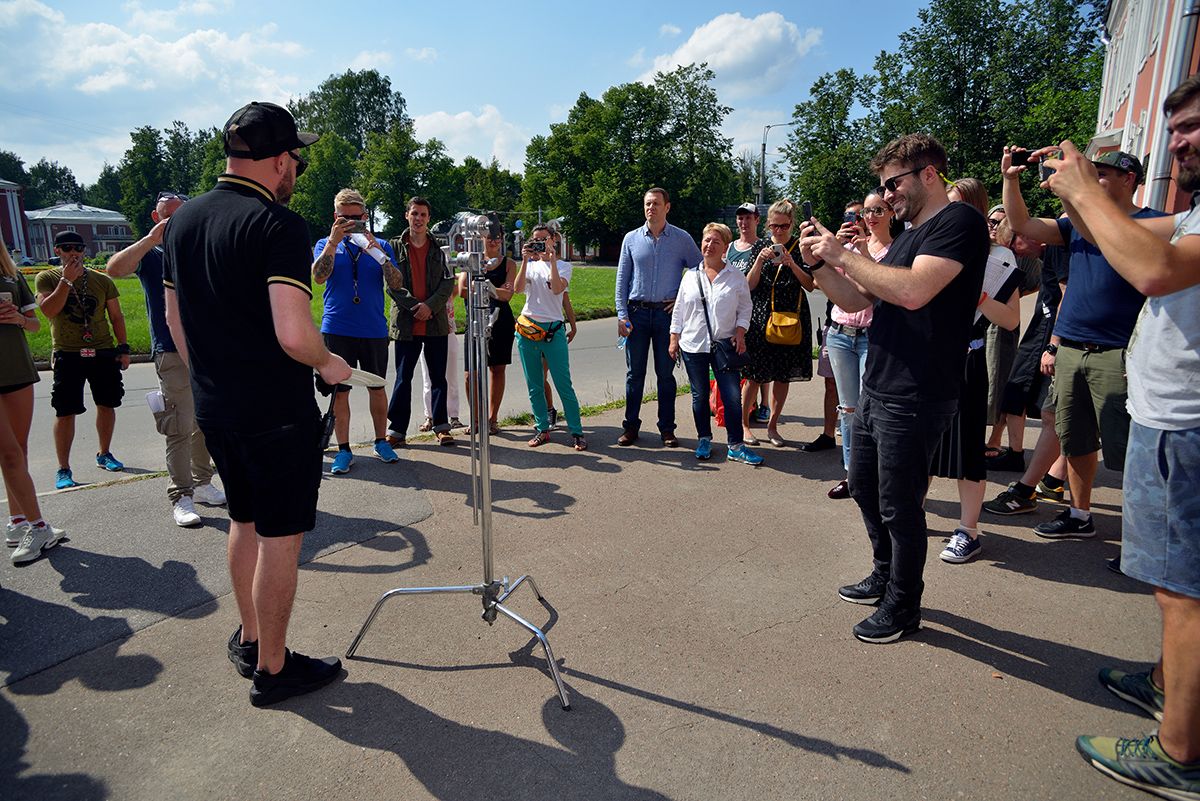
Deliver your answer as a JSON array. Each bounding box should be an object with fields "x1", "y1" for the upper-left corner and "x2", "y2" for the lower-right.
[{"x1": 669, "y1": 264, "x2": 752, "y2": 353}]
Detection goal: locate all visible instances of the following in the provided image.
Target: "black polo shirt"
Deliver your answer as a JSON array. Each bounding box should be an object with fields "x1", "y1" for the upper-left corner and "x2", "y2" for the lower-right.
[
  {"x1": 162, "y1": 175, "x2": 317, "y2": 430},
  {"x1": 862, "y1": 201, "x2": 989, "y2": 404}
]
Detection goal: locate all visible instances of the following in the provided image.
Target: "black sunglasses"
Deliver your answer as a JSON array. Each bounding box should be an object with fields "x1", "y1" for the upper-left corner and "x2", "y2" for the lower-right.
[
  {"x1": 156, "y1": 191, "x2": 189, "y2": 203},
  {"x1": 287, "y1": 151, "x2": 308, "y2": 178},
  {"x1": 58, "y1": 244, "x2": 85, "y2": 253},
  {"x1": 878, "y1": 165, "x2": 927, "y2": 193}
]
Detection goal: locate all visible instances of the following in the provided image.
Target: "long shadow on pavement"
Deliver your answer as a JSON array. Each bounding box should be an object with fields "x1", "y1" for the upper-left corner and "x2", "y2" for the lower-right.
[{"x1": 0, "y1": 693, "x2": 107, "y2": 801}]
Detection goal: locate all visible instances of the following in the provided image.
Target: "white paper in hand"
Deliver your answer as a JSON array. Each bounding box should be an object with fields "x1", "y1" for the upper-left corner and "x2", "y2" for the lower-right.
[
  {"x1": 344, "y1": 368, "x2": 386, "y2": 388},
  {"x1": 350, "y1": 233, "x2": 388, "y2": 264}
]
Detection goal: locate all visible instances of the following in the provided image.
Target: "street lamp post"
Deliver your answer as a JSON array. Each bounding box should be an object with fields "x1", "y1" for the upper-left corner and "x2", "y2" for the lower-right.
[{"x1": 758, "y1": 121, "x2": 801, "y2": 207}]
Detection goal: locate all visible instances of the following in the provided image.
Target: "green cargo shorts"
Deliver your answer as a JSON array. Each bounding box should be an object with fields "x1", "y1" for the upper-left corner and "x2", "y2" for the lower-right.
[{"x1": 1053, "y1": 343, "x2": 1129, "y2": 470}]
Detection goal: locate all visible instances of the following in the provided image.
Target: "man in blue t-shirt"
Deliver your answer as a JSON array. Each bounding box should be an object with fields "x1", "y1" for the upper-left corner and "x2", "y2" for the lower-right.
[
  {"x1": 1002, "y1": 149, "x2": 1167, "y2": 540},
  {"x1": 107, "y1": 191, "x2": 226, "y2": 527},
  {"x1": 311, "y1": 188, "x2": 404, "y2": 474}
]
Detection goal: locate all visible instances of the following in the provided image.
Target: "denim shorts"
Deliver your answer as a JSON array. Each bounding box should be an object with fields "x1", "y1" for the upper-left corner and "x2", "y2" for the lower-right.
[{"x1": 1121, "y1": 421, "x2": 1200, "y2": 599}]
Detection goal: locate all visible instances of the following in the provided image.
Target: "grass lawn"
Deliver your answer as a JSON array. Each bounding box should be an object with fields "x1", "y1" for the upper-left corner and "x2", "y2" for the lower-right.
[{"x1": 25, "y1": 266, "x2": 619, "y2": 361}]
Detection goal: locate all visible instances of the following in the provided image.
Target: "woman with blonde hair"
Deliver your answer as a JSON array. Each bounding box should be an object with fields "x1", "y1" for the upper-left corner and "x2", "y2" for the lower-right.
[
  {"x1": 0, "y1": 239, "x2": 64, "y2": 564},
  {"x1": 738, "y1": 199, "x2": 814, "y2": 446}
]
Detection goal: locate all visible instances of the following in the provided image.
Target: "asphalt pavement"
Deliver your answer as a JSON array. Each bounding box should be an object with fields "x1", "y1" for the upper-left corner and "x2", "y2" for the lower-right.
[{"x1": 1, "y1": 304, "x2": 1156, "y2": 799}]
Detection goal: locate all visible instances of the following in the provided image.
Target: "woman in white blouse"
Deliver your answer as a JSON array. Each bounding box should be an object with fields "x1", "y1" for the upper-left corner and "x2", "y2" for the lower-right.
[{"x1": 668, "y1": 223, "x2": 760, "y2": 465}]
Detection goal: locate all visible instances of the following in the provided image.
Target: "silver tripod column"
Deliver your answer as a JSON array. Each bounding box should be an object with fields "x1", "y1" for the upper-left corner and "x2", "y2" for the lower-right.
[{"x1": 346, "y1": 213, "x2": 569, "y2": 710}]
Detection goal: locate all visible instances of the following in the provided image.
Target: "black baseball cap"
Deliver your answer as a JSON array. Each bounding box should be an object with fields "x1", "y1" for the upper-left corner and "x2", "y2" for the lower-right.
[
  {"x1": 54, "y1": 231, "x2": 85, "y2": 247},
  {"x1": 223, "y1": 101, "x2": 319, "y2": 159}
]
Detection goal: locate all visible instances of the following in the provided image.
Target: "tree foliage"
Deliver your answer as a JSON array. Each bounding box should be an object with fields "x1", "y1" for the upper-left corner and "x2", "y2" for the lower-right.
[
  {"x1": 289, "y1": 69, "x2": 411, "y2": 154},
  {"x1": 289, "y1": 133, "x2": 359, "y2": 240},
  {"x1": 118, "y1": 126, "x2": 168, "y2": 237},
  {"x1": 84, "y1": 163, "x2": 122, "y2": 210},
  {"x1": 27, "y1": 158, "x2": 82, "y2": 208}
]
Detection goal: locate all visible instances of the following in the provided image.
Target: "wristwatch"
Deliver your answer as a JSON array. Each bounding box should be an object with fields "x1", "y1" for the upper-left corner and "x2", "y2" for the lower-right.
[{"x1": 1044, "y1": 344, "x2": 1059, "y2": 356}]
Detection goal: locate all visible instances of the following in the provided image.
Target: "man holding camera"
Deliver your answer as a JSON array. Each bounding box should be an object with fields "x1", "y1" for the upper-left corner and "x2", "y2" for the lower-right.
[
  {"x1": 385, "y1": 196, "x2": 456, "y2": 447},
  {"x1": 312, "y1": 188, "x2": 402, "y2": 473},
  {"x1": 163, "y1": 101, "x2": 351, "y2": 707},
  {"x1": 1002, "y1": 148, "x2": 1166, "y2": 540},
  {"x1": 35, "y1": 230, "x2": 130, "y2": 490},
  {"x1": 800, "y1": 133, "x2": 988, "y2": 643},
  {"x1": 107, "y1": 191, "x2": 226, "y2": 527},
  {"x1": 614, "y1": 187, "x2": 702, "y2": 447},
  {"x1": 1040, "y1": 75, "x2": 1200, "y2": 801}
]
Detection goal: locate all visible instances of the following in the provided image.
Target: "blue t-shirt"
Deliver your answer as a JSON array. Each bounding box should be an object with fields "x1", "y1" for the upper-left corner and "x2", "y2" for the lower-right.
[
  {"x1": 314, "y1": 237, "x2": 394, "y2": 339},
  {"x1": 1054, "y1": 207, "x2": 1167, "y2": 348},
  {"x1": 138, "y1": 247, "x2": 176, "y2": 354}
]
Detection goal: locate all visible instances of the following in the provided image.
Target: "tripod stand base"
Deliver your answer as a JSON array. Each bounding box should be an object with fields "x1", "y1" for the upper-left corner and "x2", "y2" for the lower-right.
[{"x1": 346, "y1": 574, "x2": 571, "y2": 710}]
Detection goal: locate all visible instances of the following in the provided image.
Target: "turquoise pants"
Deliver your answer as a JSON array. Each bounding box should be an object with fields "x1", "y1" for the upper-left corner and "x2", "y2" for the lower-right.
[{"x1": 517, "y1": 332, "x2": 582, "y2": 435}]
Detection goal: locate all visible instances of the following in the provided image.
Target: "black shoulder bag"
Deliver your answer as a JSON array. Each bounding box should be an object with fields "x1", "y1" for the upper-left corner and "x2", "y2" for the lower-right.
[{"x1": 695, "y1": 268, "x2": 748, "y2": 373}]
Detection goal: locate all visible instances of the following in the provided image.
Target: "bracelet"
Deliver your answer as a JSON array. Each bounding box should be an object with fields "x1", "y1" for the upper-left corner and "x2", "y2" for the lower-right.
[
  {"x1": 61, "y1": 278, "x2": 74, "y2": 288},
  {"x1": 1044, "y1": 344, "x2": 1058, "y2": 356},
  {"x1": 117, "y1": 343, "x2": 130, "y2": 355},
  {"x1": 809, "y1": 259, "x2": 825, "y2": 271}
]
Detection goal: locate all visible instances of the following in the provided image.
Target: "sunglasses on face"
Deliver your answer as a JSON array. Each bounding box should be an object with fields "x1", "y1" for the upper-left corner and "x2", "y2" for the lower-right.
[
  {"x1": 58, "y1": 244, "x2": 85, "y2": 253},
  {"x1": 861, "y1": 207, "x2": 889, "y2": 217},
  {"x1": 878, "y1": 165, "x2": 927, "y2": 193},
  {"x1": 156, "y1": 191, "x2": 189, "y2": 203},
  {"x1": 287, "y1": 151, "x2": 308, "y2": 178},
  {"x1": 987, "y1": 218, "x2": 1002, "y2": 228},
  {"x1": 767, "y1": 223, "x2": 791, "y2": 230},
  {"x1": 339, "y1": 213, "x2": 366, "y2": 220}
]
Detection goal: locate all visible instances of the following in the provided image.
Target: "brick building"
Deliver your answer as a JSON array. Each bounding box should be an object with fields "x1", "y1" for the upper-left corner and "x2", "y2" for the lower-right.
[{"x1": 24, "y1": 202, "x2": 134, "y2": 261}]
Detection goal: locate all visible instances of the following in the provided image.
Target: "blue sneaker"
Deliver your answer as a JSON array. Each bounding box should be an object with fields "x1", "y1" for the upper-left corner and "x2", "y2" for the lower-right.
[
  {"x1": 755, "y1": 404, "x2": 771, "y2": 423},
  {"x1": 55, "y1": 468, "x2": 78, "y2": 490},
  {"x1": 939, "y1": 529, "x2": 982, "y2": 563},
  {"x1": 96, "y1": 452, "x2": 124, "y2": 471},
  {"x1": 695, "y1": 437, "x2": 712, "y2": 461},
  {"x1": 373, "y1": 440, "x2": 400, "y2": 463},
  {"x1": 728, "y1": 444, "x2": 763, "y2": 465},
  {"x1": 330, "y1": 450, "x2": 354, "y2": 475}
]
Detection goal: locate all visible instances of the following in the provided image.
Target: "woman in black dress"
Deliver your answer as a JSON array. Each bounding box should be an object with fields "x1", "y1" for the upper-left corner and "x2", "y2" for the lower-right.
[
  {"x1": 739, "y1": 199, "x2": 814, "y2": 446},
  {"x1": 460, "y1": 215, "x2": 517, "y2": 435}
]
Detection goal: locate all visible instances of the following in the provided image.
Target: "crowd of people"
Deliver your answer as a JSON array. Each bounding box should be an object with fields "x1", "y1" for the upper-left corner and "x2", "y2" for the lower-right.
[{"x1": 1, "y1": 81, "x2": 1197, "y2": 798}]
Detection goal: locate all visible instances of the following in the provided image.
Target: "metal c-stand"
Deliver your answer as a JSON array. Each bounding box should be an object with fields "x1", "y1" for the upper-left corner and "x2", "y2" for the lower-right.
[{"x1": 345, "y1": 213, "x2": 570, "y2": 710}]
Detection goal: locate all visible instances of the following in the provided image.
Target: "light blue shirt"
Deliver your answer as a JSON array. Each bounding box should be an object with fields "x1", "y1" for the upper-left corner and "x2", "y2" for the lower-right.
[{"x1": 615, "y1": 222, "x2": 702, "y2": 320}]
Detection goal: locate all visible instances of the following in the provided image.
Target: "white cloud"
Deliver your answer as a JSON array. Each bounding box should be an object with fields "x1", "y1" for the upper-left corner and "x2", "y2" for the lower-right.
[
  {"x1": 626, "y1": 47, "x2": 645, "y2": 68},
  {"x1": 413, "y1": 105, "x2": 530, "y2": 171},
  {"x1": 349, "y1": 50, "x2": 393, "y2": 70},
  {"x1": 120, "y1": 0, "x2": 230, "y2": 34},
  {"x1": 0, "y1": 0, "x2": 63, "y2": 27},
  {"x1": 639, "y1": 12, "x2": 821, "y2": 100},
  {"x1": 659, "y1": 23, "x2": 680, "y2": 37},
  {"x1": 405, "y1": 47, "x2": 437, "y2": 63}
]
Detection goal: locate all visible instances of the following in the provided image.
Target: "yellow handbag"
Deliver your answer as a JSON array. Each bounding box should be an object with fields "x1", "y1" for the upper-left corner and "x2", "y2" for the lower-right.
[{"x1": 764, "y1": 260, "x2": 803, "y2": 346}]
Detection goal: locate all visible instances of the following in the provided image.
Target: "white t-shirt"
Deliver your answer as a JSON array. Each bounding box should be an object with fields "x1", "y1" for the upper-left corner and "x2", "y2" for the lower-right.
[
  {"x1": 1126, "y1": 206, "x2": 1200, "y2": 430},
  {"x1": 520, "y1": 258, "x2": 572, "y2": 322}
]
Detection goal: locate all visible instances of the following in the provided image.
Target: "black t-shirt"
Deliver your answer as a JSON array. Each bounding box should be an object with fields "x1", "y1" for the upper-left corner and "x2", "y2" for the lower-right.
[
  {"x1": 162, "y1": 175, "x2": 317, "y2": 430},
  {"x1": 862, "y1": 202, "x2": 989, "y2": 403}
]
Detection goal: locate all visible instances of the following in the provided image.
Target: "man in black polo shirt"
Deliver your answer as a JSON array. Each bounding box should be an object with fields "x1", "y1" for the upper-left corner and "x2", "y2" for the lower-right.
[
  {"x1": 163, "y1": 101, "x2": 351, "y2": 707},
  {"x1": 800, "y1": 133, "x2": 988, "y2": 643}
]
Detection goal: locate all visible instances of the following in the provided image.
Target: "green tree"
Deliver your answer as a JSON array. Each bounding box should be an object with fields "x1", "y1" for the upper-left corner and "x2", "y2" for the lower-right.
[
  {"x1": 357, "y1": 123, "x2": 423, "y2": 230},
  {"x1": 289, "y1": 133, "x2": 358, "y2": 241},
  {"x1": 289, "y1": 69, "x2": 411, "y2": 154},
  {"x1": 410, "y1": 138, "x2": 467, "y2": 225},
  {"x1": 118, "y1": 126, "x2": 168, "y2": 237},
  {"x1": 162, "y1": 121, "x2": 212, "y2": 195},
  {"x1": 0, "y1": 150, "x2": 30, "y2": 189},
  {"x1": 463, "y1": 157, "x2": 522, "y2": 212},
  {"x1": 193, "y1": 131, "x2": 227, "y2": 195},
  {"x1": 27, "y1": 158, "x2": 82, "y2": 207},
  {"x1": 84, "y1": 163, "x2": 123, "y2": 210}
]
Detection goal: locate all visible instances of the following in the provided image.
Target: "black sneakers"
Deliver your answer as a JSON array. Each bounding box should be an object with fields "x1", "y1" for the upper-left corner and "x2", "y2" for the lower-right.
[
  {"x1": 1034, "y1": 509, "x2": 1096, "y2": 539},
  {"x1": 853, "y1": 605, "x2": 921, "y2": 644},
  {"x1": 228, "y1": 626, "x2": 257, "y2": 679},
  {"x1": 250, "y1": 649, "x2": 343, "y2": 707},
  {"x1": 839, "y1": 573, "x2": 888, "y2": 605}
]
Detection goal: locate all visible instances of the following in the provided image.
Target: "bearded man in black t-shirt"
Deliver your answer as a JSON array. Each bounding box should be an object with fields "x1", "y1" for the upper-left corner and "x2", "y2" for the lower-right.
[{"x1": 800, "y1": 134, "x2": 988, "y2": 644}]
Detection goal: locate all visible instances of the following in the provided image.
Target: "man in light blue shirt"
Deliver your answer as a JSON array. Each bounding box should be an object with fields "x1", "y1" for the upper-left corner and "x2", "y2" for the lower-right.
[{"x1": 614, "y1": 187, "x2": 702, "y2": 446}]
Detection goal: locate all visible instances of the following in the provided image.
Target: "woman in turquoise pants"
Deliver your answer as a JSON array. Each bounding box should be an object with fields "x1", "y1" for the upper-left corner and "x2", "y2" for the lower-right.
[{"x1": 514, "y1": 224, "x2": 586, "y2": 450}]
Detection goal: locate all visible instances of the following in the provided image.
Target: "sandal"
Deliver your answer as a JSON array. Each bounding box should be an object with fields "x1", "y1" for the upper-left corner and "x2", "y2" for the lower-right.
[
  {"x1": 418, "y1": 417, "x2": 433, "y2": 432},
  {"x1": 572, "y1": 435, "x2": 588, "y2": 451},
  {"x1": 488, "y1": 422, "x2": 501, "y2": 436},
  {"x1": 984, "y1": 445, "x2": 1007, "y2": 460},
  {"x1": 436, "y1": 430, "x2": 456, "y2": 446},
  {"x1": 528, "y1": 430, "x2": 550, "y2": 447}
]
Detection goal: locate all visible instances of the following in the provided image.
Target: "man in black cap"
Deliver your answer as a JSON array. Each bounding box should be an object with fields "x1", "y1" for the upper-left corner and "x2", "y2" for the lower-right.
[
  {"x1": 163, "y1": 101, "x2": 352, "y2": 707},
  {"x1": 35, "y1": 230, "x2": 130, "y2": 490},
  {"x1": 1001, "y1": 148, "x2": 1167, "y2": 544}
]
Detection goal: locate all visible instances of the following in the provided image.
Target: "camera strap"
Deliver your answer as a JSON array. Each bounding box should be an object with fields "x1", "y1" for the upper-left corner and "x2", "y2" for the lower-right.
[{"x1": 343, "y1": 239, "x2": 362, "y2": 304}]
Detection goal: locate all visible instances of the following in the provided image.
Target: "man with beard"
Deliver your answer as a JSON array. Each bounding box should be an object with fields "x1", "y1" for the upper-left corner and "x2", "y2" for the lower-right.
[
  {"x1": 799, "y1": 134, "x2": 988, "y2": 643},
  {"x1": 1047, "y1": 76, "x2": 1200, "y2": 800},
  {"x1": 163, "y1": 101, "x2": 352, "y2": 707}
]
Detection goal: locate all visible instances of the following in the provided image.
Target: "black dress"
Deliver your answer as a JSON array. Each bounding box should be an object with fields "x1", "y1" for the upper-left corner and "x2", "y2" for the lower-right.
[
  {"x1": 740, "y1": 237, "x2": 812, "y2": 383},
  {"x1": 464, "y1": 256, "x2": 516, "y2": 366}
]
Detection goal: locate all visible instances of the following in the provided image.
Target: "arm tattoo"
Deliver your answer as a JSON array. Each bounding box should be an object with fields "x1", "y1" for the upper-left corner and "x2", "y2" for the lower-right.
[
  {"x1": 312, "y1": 249, "x2": 335, "y2": 281},
  {"x1": 383, "y1": 260, "x2": 404, "y2": 290}
]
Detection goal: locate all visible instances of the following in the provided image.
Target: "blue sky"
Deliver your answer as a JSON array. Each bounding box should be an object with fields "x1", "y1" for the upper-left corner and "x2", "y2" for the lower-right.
[{"x1": 0, "y1": 0, "x2": 925, "y2": 187}]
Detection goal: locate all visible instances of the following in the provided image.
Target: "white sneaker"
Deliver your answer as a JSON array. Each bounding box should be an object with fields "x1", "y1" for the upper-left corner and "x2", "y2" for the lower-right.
[
  {"x1": 8, "y1": 520, "x2": 64, "y2": 547},
  {"x1": 11, "y1": 523, "x2": 65, "y2": 564},
  {"x1": 173, "y1": 496, "x2": 202, "y2": 527},
  {"x1": 192, "y1": 483, "x2": 227, "y2": 506}
]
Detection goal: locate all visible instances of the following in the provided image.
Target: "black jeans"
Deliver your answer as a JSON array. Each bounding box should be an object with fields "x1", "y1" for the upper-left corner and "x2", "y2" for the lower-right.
[
  {"x1": 848, "y1": 392, "x2": 957, "y2": 611},
  {"x1": 389, "y1": 336, "x2": 449, "y2": 435}
]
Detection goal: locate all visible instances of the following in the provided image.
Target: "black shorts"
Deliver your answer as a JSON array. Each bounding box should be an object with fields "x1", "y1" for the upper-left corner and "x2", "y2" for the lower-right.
[
  {"x1": 323, "y1": 333, "x2": 389, "y2": 393},
  {"x1": 51, "y1": 350, "x2": 124, "y2": 417},
  {"x1": 201, "y1": 415, "x2": 322, "y2": 537}
]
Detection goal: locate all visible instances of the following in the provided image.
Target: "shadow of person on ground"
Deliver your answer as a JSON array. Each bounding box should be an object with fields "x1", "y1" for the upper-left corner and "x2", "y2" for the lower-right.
[
  {"x1": 302, "y1": 527, "x2": 433, "y2": 575},
  {"x1": 0, "y1": 693, "x2": 107, "y2": 801},
  {"x1": 45, "y1": 547, "x2": 215, "y2": 620}
]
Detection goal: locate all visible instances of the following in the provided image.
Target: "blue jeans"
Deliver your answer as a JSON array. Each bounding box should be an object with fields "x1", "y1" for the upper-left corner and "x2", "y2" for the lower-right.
[
  {"x1": 623, "y1": 305, "x2": 676, "y2": 435},
  {"x1": 681, "y1": 350, "x2": 744, "y2": 446},
  {"x1": 389, "y1": 336, "x2": 449, "y2": 435},
  {"x1": 826, "y1": 328, "x2": 870, "y2": 471},
  {"x1": 848, "y1": 392, "x2": 956, "y2": 611}
]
